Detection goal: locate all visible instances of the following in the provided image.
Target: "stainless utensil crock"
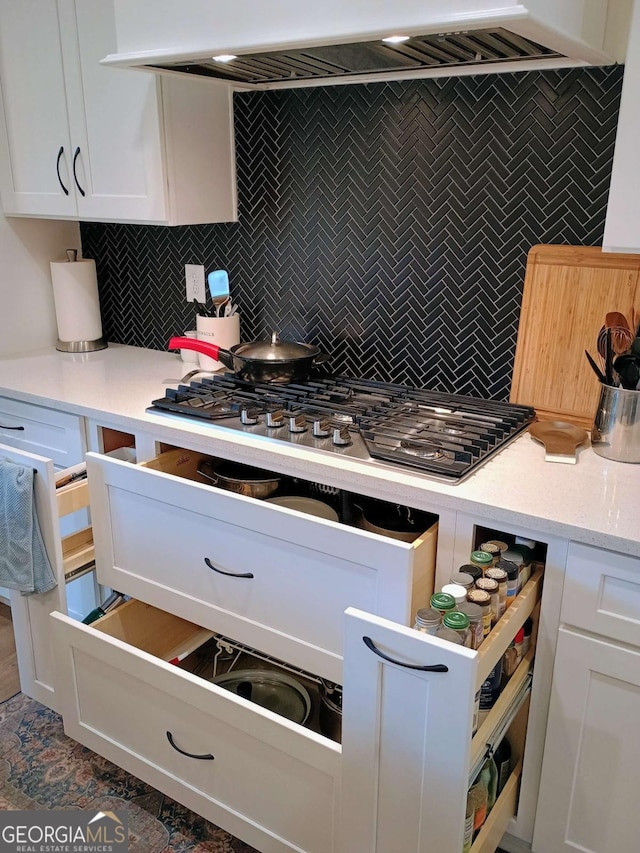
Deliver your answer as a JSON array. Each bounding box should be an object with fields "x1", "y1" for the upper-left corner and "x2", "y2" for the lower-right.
[{"x1": 591, "y1": 384, "x2": 640, "y2": 463}]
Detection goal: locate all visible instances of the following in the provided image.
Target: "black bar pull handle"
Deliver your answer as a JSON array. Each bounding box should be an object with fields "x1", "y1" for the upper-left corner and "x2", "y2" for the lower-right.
[
  {"x1": 363, "y1": 636, "x2": 448, "y2": 672},
  {"x1": 0, "y1": 424, "x2": 25, "y2": 430},
  {"x1": 72, "y1": 146, "x2": 85, "y2": 196},
  {"x1": 204, "y1": 556, "x2": 254, "y2": 579},
  {"x1": 166, "y1": 731, "x2": 214, "y2": 760},
  {"x1": 56, "y1": 146, "x2": 69, "y2": 195}
]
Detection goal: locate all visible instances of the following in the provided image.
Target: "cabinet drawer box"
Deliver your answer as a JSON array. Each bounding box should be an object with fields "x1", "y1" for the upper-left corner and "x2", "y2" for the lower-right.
[
  {"x1": 51, "y1": 601, "x2": 341, "y2": 853},
  {"x1": 0, "y1": 397, "x2": 84, "y2": 467},
  {"x1": 86, "y1": 449, "x2": 437, "y2": 684},
  {"x1": 562, "y1": 542, "x2": 640, "y2": 647}
]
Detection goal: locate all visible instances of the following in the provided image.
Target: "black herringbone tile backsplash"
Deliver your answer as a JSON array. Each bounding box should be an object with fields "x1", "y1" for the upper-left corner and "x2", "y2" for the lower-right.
[{"x1": 81, "y1": 66, "x2": 623, "y2": 400}]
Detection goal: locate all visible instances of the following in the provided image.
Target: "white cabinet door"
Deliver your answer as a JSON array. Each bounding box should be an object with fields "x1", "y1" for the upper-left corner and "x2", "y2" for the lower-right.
[
  {"x1": 61, "y1": 0, "x2": 168, "y2": 223},
  {"x1": 340, "y1": 607, "x2": 476, "y2": 853},
  {"x1": 603, "y1": 0, "x2": 640, "y2": 252},
  {"x1": 0, "y1": 0, "x2": 77, "y2": 217},
  {"x1": 0, "y1": 0, "x2": 237, "y2": 224},
  {"x1": 0, "y1": 443, "x2": 67, "y2": 710},
  {"x1": 534, "y1": 627, "x2": 640, "y2": 853}
]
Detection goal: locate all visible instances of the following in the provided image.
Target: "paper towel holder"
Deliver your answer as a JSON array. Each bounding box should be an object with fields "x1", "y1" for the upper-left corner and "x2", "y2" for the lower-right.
[{"x1": 54, "y1": 249, "x2": 108, "y2": 353}]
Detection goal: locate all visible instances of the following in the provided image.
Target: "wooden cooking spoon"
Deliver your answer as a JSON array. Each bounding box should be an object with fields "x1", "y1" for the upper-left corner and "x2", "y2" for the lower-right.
[
  {"x1": 605, "y1": 311, "x2": 634, "y2": 355},
  {"x1": 529, "y1": 421, "x2": 589, "y2": 464}
]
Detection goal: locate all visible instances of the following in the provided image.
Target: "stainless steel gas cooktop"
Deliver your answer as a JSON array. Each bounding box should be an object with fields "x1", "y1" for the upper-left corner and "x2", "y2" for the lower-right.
[{"x1": 149, "y1": 374, "x2": 535, "y2": 483}]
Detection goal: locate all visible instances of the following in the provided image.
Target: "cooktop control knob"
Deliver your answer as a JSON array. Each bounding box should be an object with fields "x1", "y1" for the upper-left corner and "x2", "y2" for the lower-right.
[
  {"x1": 288, "y1": 414, "x2": 307, "y2": 433},
  {"x1": 240, "y1": 406, "x2": 261, "y2": 425},
  {"x1": 312, "y1": 418, "x2": 332, "y2": 438},
  {"x1": 333, "y1": 425, "x2": 352, "y2": 446},
  {"x1": 265, "y1": 409, "x2": 285, "y2": 428}
]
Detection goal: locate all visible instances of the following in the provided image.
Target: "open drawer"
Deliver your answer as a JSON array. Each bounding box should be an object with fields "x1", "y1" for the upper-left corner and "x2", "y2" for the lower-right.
[
  {"x1": 51, "y1": 599, "x2": 341, "y2": 853},
  {"x1": 86, "y1": 447, "x2": 438, "y2": 684},
  {"x1": 0, "y1": 443, "x2": 94, "y2": 710}
]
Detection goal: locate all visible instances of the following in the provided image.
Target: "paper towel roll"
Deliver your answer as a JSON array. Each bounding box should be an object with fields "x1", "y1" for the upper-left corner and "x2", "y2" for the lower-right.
[{"x1": 50, "y1": 258, "x2": 104, "y2": 344}]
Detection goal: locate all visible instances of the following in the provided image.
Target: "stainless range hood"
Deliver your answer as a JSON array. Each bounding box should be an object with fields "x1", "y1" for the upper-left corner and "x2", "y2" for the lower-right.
[{"x1": 103, "y1": 1, "x2": 629, "y2": 89}]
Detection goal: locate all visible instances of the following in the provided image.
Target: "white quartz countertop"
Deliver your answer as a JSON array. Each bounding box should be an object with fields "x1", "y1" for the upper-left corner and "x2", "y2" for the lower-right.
[{"x1": 0, "y1": 343, "x2": 638, "y2": 558}]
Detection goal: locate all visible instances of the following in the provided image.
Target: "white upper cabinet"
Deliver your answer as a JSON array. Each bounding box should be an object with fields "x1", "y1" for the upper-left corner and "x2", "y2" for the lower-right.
[
  {"x1": 603, "y1": 0, "x2": 639, "y2": 253},
  {"x1": 0, "y1": 0, "x2": 237, "y2": 225}
]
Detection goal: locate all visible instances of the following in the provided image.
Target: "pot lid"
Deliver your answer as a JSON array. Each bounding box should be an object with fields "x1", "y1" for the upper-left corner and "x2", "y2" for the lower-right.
[
  {"x1": 234, "y1": 331, "x2": 319, "y2": 362},
  {"x1": 210, "y1": 669, "x2": 311, "y2": 724}
]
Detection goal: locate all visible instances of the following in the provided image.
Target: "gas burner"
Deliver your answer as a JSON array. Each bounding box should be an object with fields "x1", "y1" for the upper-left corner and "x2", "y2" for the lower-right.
[
  {"x1": 400, "y1": 440, "x2": 446, "y2": 461},
  {"x1": 148, "y1": 374, "x2": 535, "y2": 483}
]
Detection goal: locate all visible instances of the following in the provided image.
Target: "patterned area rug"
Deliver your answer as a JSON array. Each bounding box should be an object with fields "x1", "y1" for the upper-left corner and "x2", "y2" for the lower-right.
[{"x1": 0, "y1": 692, "x2": 258, "y2": 852}]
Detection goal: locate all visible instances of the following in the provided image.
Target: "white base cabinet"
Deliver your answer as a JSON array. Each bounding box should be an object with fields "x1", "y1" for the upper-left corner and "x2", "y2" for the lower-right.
[
  {"x1": 534, "y1": 628, "x2": 640, "y2": 852},
  {"x1": 534, "y1": 543, "x2": 640, "y2": 853},
  {"x1": 0, "y1": 0, "x2": 237, "y2": 225}
]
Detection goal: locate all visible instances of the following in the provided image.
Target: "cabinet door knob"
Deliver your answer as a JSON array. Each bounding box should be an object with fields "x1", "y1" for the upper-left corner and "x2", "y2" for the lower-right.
[
  {"x1": 362, "y1": 636, "x2": 449, "y2": 672},
  {"x1": 0, "y1": 424, "x2": 25, "y2": 430},
  {"x1": 56, "y1": 146, "x2": 69, "y2": 196},
  {"x1": 204, "y1": 556, "x2": 254, "y2": 579},
  {"x1": 72, "y1": 147, "x2": 86, "y2": 196},
  {"x1": 166, "y1": 731, "x2": 214, "y2": 760}
]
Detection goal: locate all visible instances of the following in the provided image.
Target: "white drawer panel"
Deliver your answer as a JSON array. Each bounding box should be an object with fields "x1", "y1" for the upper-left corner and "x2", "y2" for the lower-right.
[
  {"x1": 51, "y1": 605, "x2": 340, "y2": 853},
  {"x1": 0, "y1": 397, "x2": 84, "y2": 467},
  {"x1": 87, "y1": 451, "x2": 436, "y2": 684},
  {"x1": 563, "y1": 542, "x2": 640, "y2": 647}
]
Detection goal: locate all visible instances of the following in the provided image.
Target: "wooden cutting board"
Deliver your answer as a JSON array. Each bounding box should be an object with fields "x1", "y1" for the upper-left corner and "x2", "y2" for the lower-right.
[{"x1": 510, "y1": 245, "x2": 640, "y2": 428}]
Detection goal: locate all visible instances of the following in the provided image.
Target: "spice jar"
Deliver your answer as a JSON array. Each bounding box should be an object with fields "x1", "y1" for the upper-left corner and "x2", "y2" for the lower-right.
[
  {"x1": 479, "y1": 541, "x2": 501, "y2": 566},
  {"x1": 413, "y1": 607, "x2": 441, "y2": 635},
  {"x1": 497, "y1": 557, "x2": 520, "y2": 608},
  {"x1": 443, "y1": 610, "x2": 472, "y2": 647},
  {"x1": 485, "y1": 567, "x2": 508, "y2": 620},
  {"x1": 467, "y1": 588, "x2": 492, "y2": 638},
  {"x1": 476, "y1": 576, "x2": 500, "y2": 624},
  {"x1": 430, "y1": 592, "x2": 456, "y2": 617},
  {"x1": 450, "y1": 571, "x2": 475, "y2": 591},
  {"x1": 470, "y1": 550, "x2": 493, "y2": 574},
  {"x1": 434, "y1": 625, "x2": 464, "y2": 645},
  {"x1": 457, "y1": 600, "x2": 484, "y2": 650},
  {"x1": 440, "y1": 583, "x2": 468, "y2": 607},
  {"x1": 511, "y1": 544, "x2": 534, "y2": 586},
  {"x1": 458, "y1": 564, "x2": 483, "y2": 584}
]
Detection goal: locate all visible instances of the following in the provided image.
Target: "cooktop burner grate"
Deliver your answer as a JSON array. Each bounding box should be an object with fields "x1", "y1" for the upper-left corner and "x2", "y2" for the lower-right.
[{"x1": 149, "y1": 374, "x2": 535, "y2": 482}]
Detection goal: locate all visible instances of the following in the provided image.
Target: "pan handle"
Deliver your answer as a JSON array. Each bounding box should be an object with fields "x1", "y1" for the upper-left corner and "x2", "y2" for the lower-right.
[{"x1": 168, "y1": 336, "x2": 223, "y2": 361}]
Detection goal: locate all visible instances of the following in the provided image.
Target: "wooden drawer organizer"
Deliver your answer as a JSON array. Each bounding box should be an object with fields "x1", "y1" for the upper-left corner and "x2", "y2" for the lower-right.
[
  {"x1": 469, "y1": 567, "x2": 543, "y2": 852},
  {"x1": 57, "y1": 477, "x2": 94, "y2": 582}
]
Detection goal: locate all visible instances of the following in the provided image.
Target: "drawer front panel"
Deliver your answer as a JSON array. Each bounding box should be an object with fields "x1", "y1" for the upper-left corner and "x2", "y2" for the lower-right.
[
  {"x1": 89, "y1": 454, "x2": 430, "y2": 682},
  {"x1": 52, "y1": 613, "x2": 339, "y2": 853},
  {"x1": 0, "y1": 397, "x2": 84, "y2": 467},
  {"x1": 563, "y1": 542, "x2": 640, "y2": 646}
]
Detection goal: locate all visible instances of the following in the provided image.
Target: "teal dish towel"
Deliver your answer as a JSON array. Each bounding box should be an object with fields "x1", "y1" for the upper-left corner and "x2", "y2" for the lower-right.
[{"x1": 0, "y1": 458, "x2": 57, "y2": 595}]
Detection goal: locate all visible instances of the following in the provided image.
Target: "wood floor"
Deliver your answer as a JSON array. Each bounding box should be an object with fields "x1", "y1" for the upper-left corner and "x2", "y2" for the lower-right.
[{"x1": 0, "y1": 602, "x2": 21, "y2": 702}]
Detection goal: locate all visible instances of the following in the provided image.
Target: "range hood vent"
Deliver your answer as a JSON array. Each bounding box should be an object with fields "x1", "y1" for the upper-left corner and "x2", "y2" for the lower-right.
[{"x1": 150, "y1": 28, "x2": 562, "y2": 85}]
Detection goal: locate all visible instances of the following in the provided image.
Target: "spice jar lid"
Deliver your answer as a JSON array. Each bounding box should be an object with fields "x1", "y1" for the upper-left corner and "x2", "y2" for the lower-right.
[
  {"x1": 467, "y1": 589, "x2": 491, "y2": 606},
  {"x1": 476, "y1": 577, "x2": 499, "y2": 592},
  {"x1": 502, "y1": 549, "x2": 524, "y2": 566},
  {"x1": 457, "y1": 600, "x2": 482, "y2": 619},
  {"x1": 434, "y1": 626, "x2": 464, "y2": 645},
  {"x1": 430, "y1": 592, "x2": 456, "y2": 611},
  {"x1": 415, "y1": 607, "x2": 441, "y2": 625},
  {"x1": 450, "y1": 572, "x2": 475, "y2": 589},
  {"x1": 486, "y1": 567, "x2": 507, "y2": 582},
  {"x1": 470, "y1": 550, "x2": 493, "y2": 566},
  {"x1": 479, "y1": 541, "x2": 501, "y2": 556},
  {"x1": 484, "y1": 540, "x2": 509, "y2": 553},
  {"x1": 458, "y1": 564, "x2": 483, "y2": 582},
  {"x1": 441, "y1": 583, "x2": 468, "y2": 602},
  {"x1": 497, "y1": 557, "x2": 520, "y2": 577},
  {"x1": 511, "y1": 544, "x2": 534, "y2": 563},
  {"x1": 443, "y1": 611, "x2": 470, "y2": 630}
]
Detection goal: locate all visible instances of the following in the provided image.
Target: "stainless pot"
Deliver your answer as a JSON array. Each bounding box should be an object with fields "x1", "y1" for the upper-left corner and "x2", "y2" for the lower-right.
[
  {"x1": 197, "y1": 459, "x2": 281, "y2": 498},
  {"x1": 357, "y1": 498, "x2": 437, "y2": 543},
  {"x1": 169, "y1": 331, "x2": 329, "y2": 383},
  {"x1": 318, "y1": 679, "x2": 342, "y2": 742}
]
